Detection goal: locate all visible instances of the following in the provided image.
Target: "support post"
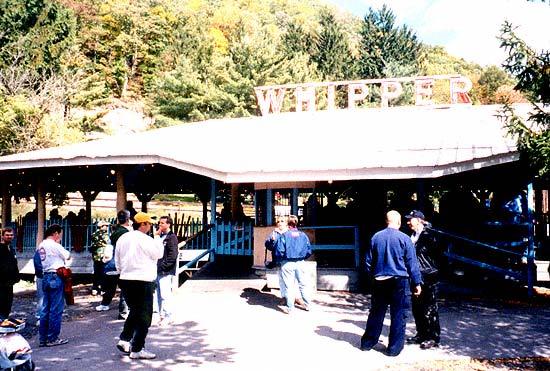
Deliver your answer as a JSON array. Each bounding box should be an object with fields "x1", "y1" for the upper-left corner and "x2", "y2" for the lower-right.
[
  {"x1": 527, "y1": 182, "x2": 535, "y2": 296},
  {"x1": 35, "y1": 177, "x2": 46, "y2": 246},
  {"x1": 210, "y1": 179, "x2": 217, "y2": 258},
  {"x1": 1, "y1": 176, "x2": 11, "y2": 227},
  {"x1": 116, "y1": 166, "x2": 127, "y2": 212}
]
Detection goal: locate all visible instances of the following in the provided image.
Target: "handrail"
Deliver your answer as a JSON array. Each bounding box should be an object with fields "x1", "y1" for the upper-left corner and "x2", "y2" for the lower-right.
[
  {"x1": 180, "y1": 247, "x2": 215, "y2": 270},
  {"x1": 429, "y1": 226, "x2": 535, "y2": 295},
  {"x1": 429, "y1": 227, "x2": 526, "y2": 258}
]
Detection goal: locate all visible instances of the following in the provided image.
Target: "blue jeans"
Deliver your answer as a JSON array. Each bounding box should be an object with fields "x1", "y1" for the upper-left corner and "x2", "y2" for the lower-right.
[
  {"x1": 35, "y1": 277, "x2": 43, "y2": 320},
  {"x1": 39, "y1": 273, "x2": 65, "y2": 344},
  {"x1": 153, "y1": 274, "x2": 174, "y2": 319},
  {"x1": 280, "y1": 260, "x2": 311, "y2": 311},
  {"x1": 361, "y1": 277, "x2": 411, "y2": 356}
]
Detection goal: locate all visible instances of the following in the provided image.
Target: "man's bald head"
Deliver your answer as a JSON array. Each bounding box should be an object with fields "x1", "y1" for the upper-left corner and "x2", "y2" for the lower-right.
[{"x1": 386, "y1": 210, "x2": 402, "y2": 229}]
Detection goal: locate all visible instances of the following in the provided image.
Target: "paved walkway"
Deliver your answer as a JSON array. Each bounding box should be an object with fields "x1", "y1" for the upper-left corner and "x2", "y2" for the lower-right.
[{"x1": 24, "y1": 274, "x2": 550, "y2": 371}]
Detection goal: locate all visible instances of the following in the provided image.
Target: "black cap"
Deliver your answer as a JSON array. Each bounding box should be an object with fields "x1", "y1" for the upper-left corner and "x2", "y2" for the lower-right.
[{"x1": 405, "y1": 210, "x2": 425, "y2": 220}]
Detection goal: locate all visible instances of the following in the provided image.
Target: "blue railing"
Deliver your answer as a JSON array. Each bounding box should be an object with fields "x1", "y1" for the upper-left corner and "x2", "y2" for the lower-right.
[
  {"x1": 215, "y1": 221, "x2": 254, "y2": 256},
  {"x1": 11, "y1": 217, "x2": 206, "y2": 253},
  {"x1": 429, "y1": 226, "x2": 536, "y2": 295},
  {"x1": 303, "y1": 225, "x2": 361, "y2": 267},
  {"x1": 12, "y1": 219, "x2": 113, "y2": 253}
]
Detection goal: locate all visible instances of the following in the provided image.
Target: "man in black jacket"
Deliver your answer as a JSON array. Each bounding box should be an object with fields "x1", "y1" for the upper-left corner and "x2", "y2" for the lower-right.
[
  {"x1": 96, "y1": 209, "x2": 130, "y2": 319},
  {"x1": 0, "y1": 228, "x2": 19, "y2": 319},
  {"x1": 405, "y1": 210, "x2": 441, "y2": 350},
  {"x1": 153, "y1": 215, "x2": 179, "y2": 325}
]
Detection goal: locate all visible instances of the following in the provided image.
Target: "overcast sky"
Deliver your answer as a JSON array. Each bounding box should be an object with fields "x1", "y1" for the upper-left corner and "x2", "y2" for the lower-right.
[{"x1": 324, "y1": 0, "x2": 550, "y2": 66}]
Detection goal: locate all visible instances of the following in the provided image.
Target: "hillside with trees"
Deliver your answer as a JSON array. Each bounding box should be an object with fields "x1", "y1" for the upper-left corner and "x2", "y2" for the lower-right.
[{"x1": 0, "y1": 0, "x2": 521, "y2": 157}]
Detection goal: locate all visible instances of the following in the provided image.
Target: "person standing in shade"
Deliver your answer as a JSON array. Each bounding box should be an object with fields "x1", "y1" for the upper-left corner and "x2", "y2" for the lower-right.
[
  {"x1": 405, "y1": 210, "x2": 441, "y2": 349},
  {"x1": 38, "y1": 224, "x2": 71, "y2": 347},
  {"x1": 96, "y1": 210, "x2": 130, "y2": 319},
  {"x1": 153, "y1": 215, "x2": 178, "y2": 326},
  {"x1": 0, "y1": 228, "x2": 19, "y2": 320},
  {"x1": 89, "y1": 220, "x2": 110, "y2": 296},
  {"x1": 115, "y1": 212, "x2": 163, "y2": 360},
  {"x1": 275, "y1": 215, "x2": 313, "y2": 314},
  {"x1": 360, "y1": 210, "x2": 422, "y2": 357}
]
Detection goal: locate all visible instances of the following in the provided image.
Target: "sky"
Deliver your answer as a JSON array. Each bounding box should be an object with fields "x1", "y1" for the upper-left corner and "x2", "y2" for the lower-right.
[{"x1": 324, "y1": 0, "x2": 550, "y2": 67}]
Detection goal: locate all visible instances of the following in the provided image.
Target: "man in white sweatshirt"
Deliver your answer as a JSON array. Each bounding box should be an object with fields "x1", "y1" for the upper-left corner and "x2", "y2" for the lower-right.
[{"x1": 114, "y1": 212, "x2": 164, "y2": 360}]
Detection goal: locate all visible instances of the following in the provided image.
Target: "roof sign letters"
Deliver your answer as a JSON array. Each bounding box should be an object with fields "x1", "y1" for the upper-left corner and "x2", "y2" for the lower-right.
[{"x1": 254, "y1": 74, "x2": 472, "y2": 116}]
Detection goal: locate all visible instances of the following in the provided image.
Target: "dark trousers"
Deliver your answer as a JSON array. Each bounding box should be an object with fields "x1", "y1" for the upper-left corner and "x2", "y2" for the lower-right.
[
  {"x1": 411, "y1": 280, "x2": 440, "y2": 343},
  {"x1": 101, "y1": 273, "x2": 128, "y2": 314},
  {"x1": 361, "y1": 277, "x2": 411, "y2": 356},
  {"x1": 119, "y1": 280, "x2": 155, "y2": 352},
  {"x1": 0, "y1": 285, "x2": 14, "y2": 319},
  {"x1": 92, "y1": 261, "x2": 104, "y2": 291}
]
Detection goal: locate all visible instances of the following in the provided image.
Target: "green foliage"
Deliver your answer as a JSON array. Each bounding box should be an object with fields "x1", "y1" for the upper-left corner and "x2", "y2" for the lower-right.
[
  {"x1": 357, "y1": 4, "x2": 423, "y2": 79},
  {"x1": 0, "y1": 0, "x2": 76, "y2": 73},
  {"x1": 478, "y1": 66, "x2": 516, "y2": 104},
  {"x1": 0, "y1": 0, "x2": 521, "y2": 150},
  {"x1": 498, "y1": 20, "x2": 550, "y2": 179},
  {"x1": 310, "y1": 8, "x2": 356, "y2": 80}
]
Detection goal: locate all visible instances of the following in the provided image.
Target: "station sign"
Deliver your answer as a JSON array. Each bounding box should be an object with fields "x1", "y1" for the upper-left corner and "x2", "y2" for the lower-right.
[{"x1": 254, "y1": 74, "x2": 472, "y2": 116}]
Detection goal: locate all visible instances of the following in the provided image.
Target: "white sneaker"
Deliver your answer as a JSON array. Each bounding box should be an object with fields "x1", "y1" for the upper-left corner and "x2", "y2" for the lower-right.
[
  {"x1": 116, "y1": 340, "x2": 131, "y2": 354},
  {"x1": 129, "y1": 349, "x2": 156, "y2": 359},
  {"x1": 95, "y1": 304, "x2": 110, "y2": 312}
]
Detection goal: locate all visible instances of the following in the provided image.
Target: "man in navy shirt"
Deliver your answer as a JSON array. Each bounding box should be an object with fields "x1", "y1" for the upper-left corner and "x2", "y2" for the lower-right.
[{"x1": 360, "y1": 210, "x2": 422, "y2": 356}]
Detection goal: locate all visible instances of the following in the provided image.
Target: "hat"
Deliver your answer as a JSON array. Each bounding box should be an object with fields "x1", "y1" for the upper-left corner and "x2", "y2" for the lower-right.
[
  {"x1": 405, "y1": 210, "x2": 425, "y2": 220},
  {"x1": 97, "y1": 220, "x2": 110, "y2": 227},
  {"x1": 134, "y1": 212, "x2": 155, "y2": 224}
]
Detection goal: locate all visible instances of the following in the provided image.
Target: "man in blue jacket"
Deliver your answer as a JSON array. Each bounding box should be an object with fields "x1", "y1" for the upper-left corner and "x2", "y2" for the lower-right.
[
  {"x1": 360, "y1": 210, "x2": 422, "y2": 356},
  {"x1": 275, "y1": 215, "x2": 312, "y2": 314}
]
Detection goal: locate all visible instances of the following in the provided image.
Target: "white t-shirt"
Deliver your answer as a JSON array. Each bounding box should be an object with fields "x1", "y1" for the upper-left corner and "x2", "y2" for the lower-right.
[
  {"x1": 115, "y1": 230, "x2": 163, "y2": 282},
  {"x1": 39, "y1": 238, "x2": 70, "y2": 273}
]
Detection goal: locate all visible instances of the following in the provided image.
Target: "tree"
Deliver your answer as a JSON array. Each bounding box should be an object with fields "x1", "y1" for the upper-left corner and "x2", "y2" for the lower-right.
[
  {"x1": 310, "y1": 8, "x2": 355, "y2": 81},
  {"x1": 0, "y1": 0, "x2": 82, "y2": 155},
  {"x1": 478, "y1": 65, "x2": 517, "y2": 104},
  {"x1": 498, "y1": 20, "x2": 550, "y2": 179},
  {"x1": 357, "y1": 5, "x2": 423, "y2": 79}
]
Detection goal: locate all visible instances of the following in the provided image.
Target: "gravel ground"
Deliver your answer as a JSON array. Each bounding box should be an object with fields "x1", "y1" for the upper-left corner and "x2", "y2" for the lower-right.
[{"x1": 9, "y1": 275, "x2": 550, "y2": 371}]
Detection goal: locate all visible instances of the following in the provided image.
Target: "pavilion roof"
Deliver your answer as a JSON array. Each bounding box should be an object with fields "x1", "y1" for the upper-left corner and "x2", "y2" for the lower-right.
[{"x1": 0, "y1": 104, "x2": 527, "y2": 185}]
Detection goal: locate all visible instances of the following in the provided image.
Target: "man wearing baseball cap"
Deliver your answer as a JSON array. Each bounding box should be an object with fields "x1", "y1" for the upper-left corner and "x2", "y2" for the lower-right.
[
  {"x1": 405, "y1": 210, "x2": 441, "y2": 350},
  {"x1": 114, "y1": 211, "x2": 163, "y2": 360}
]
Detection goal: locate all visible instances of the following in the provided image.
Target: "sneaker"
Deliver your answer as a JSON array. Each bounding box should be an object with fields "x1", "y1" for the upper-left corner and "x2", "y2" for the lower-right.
[
  {"x1": 406, "y1": 335, "x2": 422, "y2": 344},
  {"x1": 95, "y1": 305, "x2": 110, "y2": 312},
  {"x1": 420, "y1": 340, "x2": 439, "y2": 349},
  {"x1": 39, "y1": 342, "x2": 47, "y2": 347},
  {"x1": 46, "y1": 338, "x2": 68, "y2": 347},
  {"x1": 129, "y1": 349, "x2": 156, "y2": 359},
  {"x1": 118, "y1": 313, "x2": 128, "y2": 320},
  {"x1": 116, "y1": 340, "x2": 131, "y2": 354}
]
